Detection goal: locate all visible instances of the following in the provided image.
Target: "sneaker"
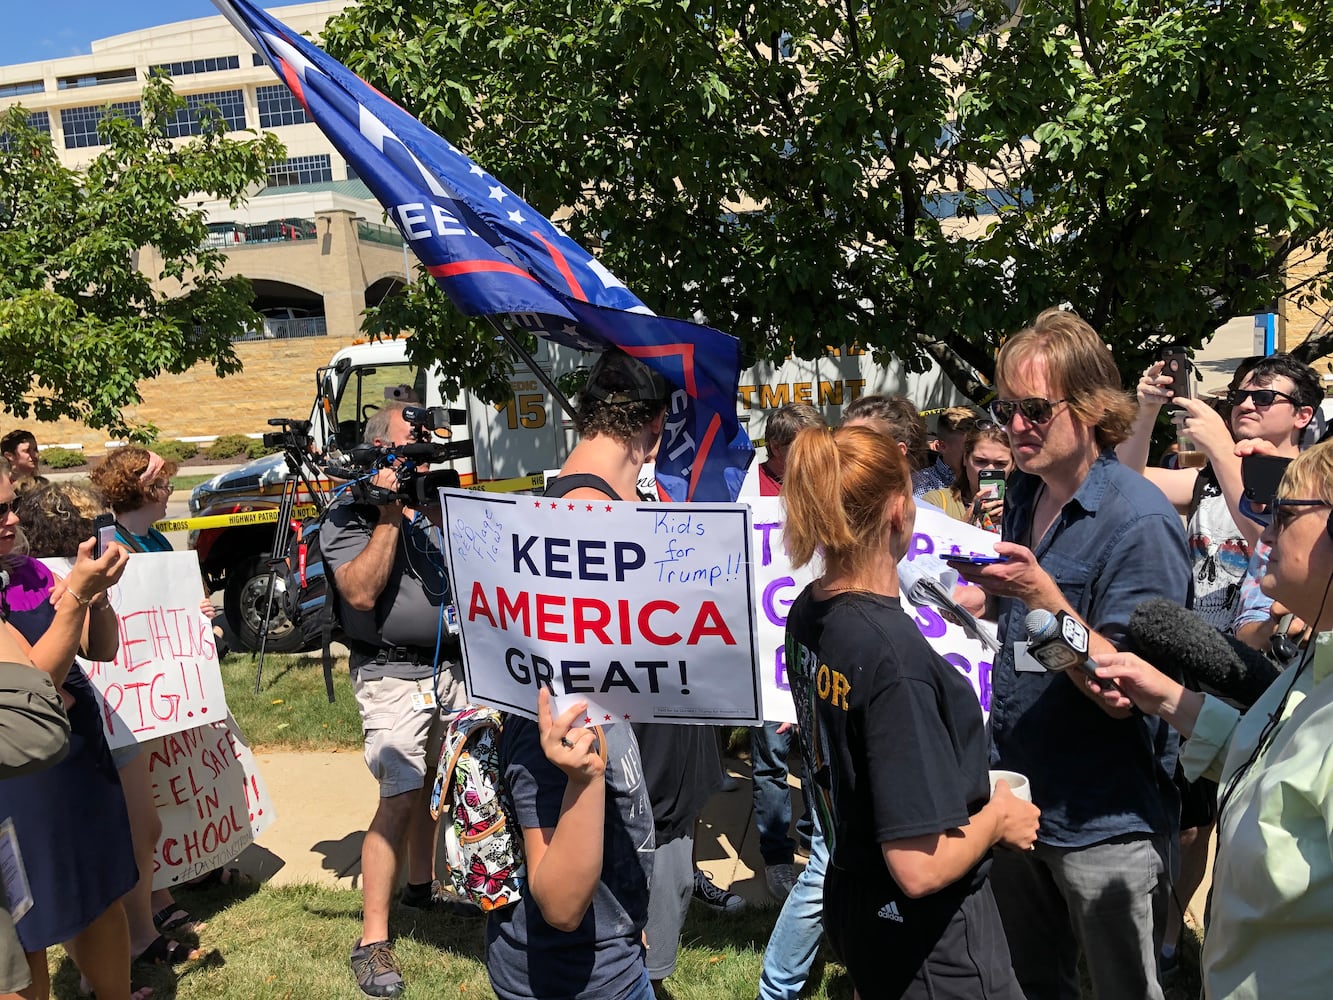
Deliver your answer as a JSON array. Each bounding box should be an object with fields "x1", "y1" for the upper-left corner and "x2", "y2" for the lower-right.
[
  {"x1": 692, "y1": 869, "x2": 747, "y2": 914},
  {"x1": 765, "y1": 863, "x2": 798, "y2": 901},
  {"x1": 399, "y1": 879, "x2": 483, "y2": 918},
  {"x1": 350, "y1": 939, "x2": 405, "y2": 999}
]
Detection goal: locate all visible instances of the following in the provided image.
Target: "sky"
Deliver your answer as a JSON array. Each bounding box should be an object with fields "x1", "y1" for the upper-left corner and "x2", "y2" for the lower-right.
[{"x1": 0, "y1": 2, "x2": 293, "y2": 68}]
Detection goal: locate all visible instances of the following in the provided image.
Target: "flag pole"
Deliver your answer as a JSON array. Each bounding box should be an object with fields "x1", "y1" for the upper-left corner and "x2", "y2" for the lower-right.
[{"x1": 488, "y1": 318, "x2": 580, "y2": 423}]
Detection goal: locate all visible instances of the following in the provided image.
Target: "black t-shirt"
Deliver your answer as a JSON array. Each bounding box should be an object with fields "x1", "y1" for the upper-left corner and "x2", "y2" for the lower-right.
[
  {"x1": 785, "y1": 588, "x2": 991, "y2": 896},
  {"x1": 631, "y1": 722, "x2": 721, "y2": 843}
]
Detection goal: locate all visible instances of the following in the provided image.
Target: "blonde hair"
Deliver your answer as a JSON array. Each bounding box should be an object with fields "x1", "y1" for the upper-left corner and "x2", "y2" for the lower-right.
[
  {"x1": 995, "y1": 308, "x2": 1136, "y2": 449},
  {"x1": 1280, "y1": 440, "x2": 1333, "y2": 503},
  {"x1": 783, "y1": 425, "x2": 911, "y2": 573}
]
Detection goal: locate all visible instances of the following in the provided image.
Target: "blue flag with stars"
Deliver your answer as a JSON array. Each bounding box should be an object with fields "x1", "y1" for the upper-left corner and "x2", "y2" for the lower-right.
[{"x1": 212, "y1": 0, "x2": 753, "y2": 502}]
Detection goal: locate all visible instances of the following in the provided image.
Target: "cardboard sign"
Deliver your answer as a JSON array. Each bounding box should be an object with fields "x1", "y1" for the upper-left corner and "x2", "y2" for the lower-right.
[
  {"x1": 750, "y1": 498, "x2": 1000, "y2": 723},
  {"x1": 43, "y1": 552, "x2": 227, "y2": 750},
  {"x1": 440, "y1": 488, "x2": 763, "y2": 724},
  {"x1": 147, "y1": 716, "x2": 275, "y2": 889}
]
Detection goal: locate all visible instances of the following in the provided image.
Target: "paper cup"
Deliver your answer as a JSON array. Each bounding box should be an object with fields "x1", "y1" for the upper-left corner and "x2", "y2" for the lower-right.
[{"x1": 989, "y1": 770, "x2": 1031, "y2": 803}]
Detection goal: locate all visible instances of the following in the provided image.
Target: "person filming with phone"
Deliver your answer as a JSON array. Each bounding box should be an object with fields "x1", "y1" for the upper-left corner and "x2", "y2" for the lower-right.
[
  {"x1": 950, "y1": 308, "x2": 1190, "y2": 1000},
  {"x1": 922, "y1": 422, "x2": 1013, "y2": 533},
  {"x1": 1093, "y1": 440, "x2": 1333, "y2": 1000}
]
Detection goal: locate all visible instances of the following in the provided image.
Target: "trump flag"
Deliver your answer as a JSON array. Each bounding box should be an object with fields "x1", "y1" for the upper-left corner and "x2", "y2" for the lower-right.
[{"x1": 212, "y1": 0, "x2": 753, "y2": 502}]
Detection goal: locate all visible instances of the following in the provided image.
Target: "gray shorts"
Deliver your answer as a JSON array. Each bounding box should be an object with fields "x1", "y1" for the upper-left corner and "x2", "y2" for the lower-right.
[
  {"x1": 644, "y1": 835, "x2": 694, "y2": 981},
  {"x1": 351, "y1": 662, "x2": 468, "y2": 798}
]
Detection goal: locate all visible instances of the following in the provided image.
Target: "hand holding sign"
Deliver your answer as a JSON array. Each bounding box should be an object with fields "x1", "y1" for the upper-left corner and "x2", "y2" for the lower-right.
[{"x1": 538, "y1": 689, "x2": 605, "y2": 784}]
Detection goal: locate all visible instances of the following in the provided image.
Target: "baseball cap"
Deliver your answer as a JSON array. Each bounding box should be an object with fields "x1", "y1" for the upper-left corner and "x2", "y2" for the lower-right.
[{"x1": 583, "y1": 348, "x2": 672, "y2": 405}]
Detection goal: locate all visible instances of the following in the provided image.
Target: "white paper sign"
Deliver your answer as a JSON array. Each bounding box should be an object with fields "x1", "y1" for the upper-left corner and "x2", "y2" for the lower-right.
[
  {"x1": 750, "y1": 498, "x2": 999, "y2": 723},
  {"x1": 42, "y1": 552, "x2": 227, "y2": 750},
  {"x1": 147, "y1": 716, "x2": 275, "y2": 889},
  {"x1": 440, "y1": 488, "x2": 763, "y2": 724}
]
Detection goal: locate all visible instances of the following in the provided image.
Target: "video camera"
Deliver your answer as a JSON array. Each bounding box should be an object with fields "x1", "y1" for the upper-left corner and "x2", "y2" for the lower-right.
[
  {"x1": 325, "y1": 404, "x2": 474, "y2": 507},
  {"x1": 262, "y1": 417, "x2": 314, "y2": 453}
]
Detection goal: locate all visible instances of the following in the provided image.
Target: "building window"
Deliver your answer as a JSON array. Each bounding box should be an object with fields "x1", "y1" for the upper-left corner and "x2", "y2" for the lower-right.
[
  {"x1": 162, "y1": 89, "x2": 246, "y2": 137},
  {"x1": 253, "y1": 53, "x2": 266, "y2": 67},
  {"x1": 256, "y1": 83, "x2": 308, "y2": 128},
  {"x1": 57, "y1": 68, "x2": 137, "y2": 91},
  {"x1": 265, "y1": 154, "x2": 332, "y2": 188},
  {"x1": 0, "y1": 111, "x2": 51, "y2": 151},
  {"x1": 0, "y1": 79, "x2": 44, "y2": 99},
  {"x1": 344, "y1": 162, "x2": 359, "y2": 182},
  {"x1": 60, "y1": 101, "x2": 143, "y2": 149},
  {"x1": 151, "y1": 55, "x2": 241, "y2": 78}
]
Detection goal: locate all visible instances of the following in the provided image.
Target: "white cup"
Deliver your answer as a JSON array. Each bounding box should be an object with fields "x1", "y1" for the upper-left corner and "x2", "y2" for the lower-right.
[{"x1": 989, "y1": 769, "x2": 1031, "y2": 803}]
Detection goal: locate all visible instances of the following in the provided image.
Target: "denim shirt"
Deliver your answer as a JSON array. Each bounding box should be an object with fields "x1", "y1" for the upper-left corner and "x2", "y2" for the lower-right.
[{"x1": 990, "y1": 451, "x2": 1191, "y2": 847}]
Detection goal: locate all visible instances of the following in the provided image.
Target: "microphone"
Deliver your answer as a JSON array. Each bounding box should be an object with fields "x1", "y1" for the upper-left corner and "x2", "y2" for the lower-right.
[
  {"x1": 1025, "y1": 609, "x2": 1120, "y2": 692},
  {"x1": 1126, "y1": 598, "x2": 1280, "y2": 708}
]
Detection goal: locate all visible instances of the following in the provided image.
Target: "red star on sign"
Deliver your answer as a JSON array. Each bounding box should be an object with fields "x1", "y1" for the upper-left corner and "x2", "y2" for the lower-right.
[
  {"x1": 550, "y1": 502, "x2": 558, "y2": 509},
  {"x1": 533, "y1": 500, "x2": 542, "y2": 507},
  {"x1": 623, "y1": 713, "x2": 631, "y2": 720},
  {"x1": 603, "y1": 713, "x2": 611, "y2": 721},
  {"x1": 586, "y1": 504, "x2": 594, "y2": 511},
  {"x1": 605, "y1": 504, "x2": 613, "y2": 512},
  {"x1": 568, "y1": 503, "x2": 575, "y2": 510},
  {"x1": 584, "y1": 716, "x2": 592, "y2": 724}
]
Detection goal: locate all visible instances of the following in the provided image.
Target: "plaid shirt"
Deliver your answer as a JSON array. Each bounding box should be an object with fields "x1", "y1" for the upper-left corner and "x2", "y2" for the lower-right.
[{"x1": 911, "y1": 456, "x2": 955, "y2": 498}]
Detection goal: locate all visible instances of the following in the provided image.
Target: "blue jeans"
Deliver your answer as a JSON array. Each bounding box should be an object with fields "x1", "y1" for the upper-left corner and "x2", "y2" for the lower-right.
[
  {"x1": 621, "y1": 967, "x2": 655, "y2": 1000},
  {"x1": 750, "y1": 723, "x2": 813, "y2": 865},
  {"x1": 757, "y1": 814, "x2": 828, "y2": 1000}
]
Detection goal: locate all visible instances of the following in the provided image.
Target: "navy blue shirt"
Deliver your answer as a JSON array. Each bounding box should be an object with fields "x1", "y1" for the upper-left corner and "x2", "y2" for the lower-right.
[{"x1": 990, "y1": 451, "x2": 1190, "y2": 848}]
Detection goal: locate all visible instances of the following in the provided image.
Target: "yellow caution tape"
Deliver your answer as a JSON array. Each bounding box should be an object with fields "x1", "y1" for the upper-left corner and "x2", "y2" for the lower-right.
[
  {"x1": 468, "y1": 473, "x2": 547, "y2": 494},
  {"x1": 153, "y1": 503, "x2": 321, "y2": 533}
]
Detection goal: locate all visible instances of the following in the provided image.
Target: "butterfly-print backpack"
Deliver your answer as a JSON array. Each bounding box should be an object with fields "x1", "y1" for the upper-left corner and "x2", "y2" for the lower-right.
[{"x1": 431, "y1": 706, "x2": 527, "y2": 911}]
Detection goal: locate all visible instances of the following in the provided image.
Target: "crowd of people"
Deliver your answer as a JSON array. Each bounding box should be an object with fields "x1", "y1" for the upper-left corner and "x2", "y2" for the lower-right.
[{"x1": 3, "y1": 307, "x2": 1332, "y2": 1000}]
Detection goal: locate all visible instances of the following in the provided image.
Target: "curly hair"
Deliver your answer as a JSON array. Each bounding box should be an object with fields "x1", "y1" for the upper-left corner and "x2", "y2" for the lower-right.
[
  {"x1": 89, "y1": 446, "x2": 178, "y2": 514},
  {"x1": 575, "y1": 396, "x2": 666, "y2": 445},
  {"x1": 16, "y1": 483, "x2": 111, "y2": 559}
]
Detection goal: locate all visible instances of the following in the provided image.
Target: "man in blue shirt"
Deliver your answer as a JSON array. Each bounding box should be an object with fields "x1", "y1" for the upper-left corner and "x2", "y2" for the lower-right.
[{"x1": 954, "y1": 309, "x2": 1191, "y2": 1000}]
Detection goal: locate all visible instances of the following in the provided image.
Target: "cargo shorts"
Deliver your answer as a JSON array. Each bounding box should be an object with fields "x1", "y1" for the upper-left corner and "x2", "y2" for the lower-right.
[{"x1": 351, "y1": 661, "x2": 468, "y2": 798}]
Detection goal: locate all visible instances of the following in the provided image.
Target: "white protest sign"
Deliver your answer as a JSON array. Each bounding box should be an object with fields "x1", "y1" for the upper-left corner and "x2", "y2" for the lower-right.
[
  {"x1": 750, "y1": 498, "x2": 999, "y2": 723},
  {"x1": 440, "y1": 488, "x2": 763, "y2": 724},
  {"x1": 147, "y1": 716, "x2": 275, "y2": 889},
  {"x1": 43, "y1": 552, "x2": 227, "y2": 750}
]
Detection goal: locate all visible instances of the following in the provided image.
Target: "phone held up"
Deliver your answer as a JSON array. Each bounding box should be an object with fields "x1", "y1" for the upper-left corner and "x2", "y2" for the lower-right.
[
  {"x1": 977, "y1": 468, "x2": 1007, "y2": 502},
  {"x1": 1157, "y1": 346, "x2": 1206, "y2": 468},
  {"x1": 92, "y1": 512, "x2": 116, "y2": 560}
]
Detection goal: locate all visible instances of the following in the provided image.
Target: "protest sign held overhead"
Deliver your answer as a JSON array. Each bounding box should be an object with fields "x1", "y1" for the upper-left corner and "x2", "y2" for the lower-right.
[
  {"x1": 441, "y1": 488, "x2": 762, "y2": 725},
  {"x1": 43, "y1": 552, "x2": 226, "y2": 750},
  {"x1": 750, "y1": 498, "x2": 1000, "y2": 724},
  {"x1": 147, "y1": 715, "x2": 275, "y2": 889}
]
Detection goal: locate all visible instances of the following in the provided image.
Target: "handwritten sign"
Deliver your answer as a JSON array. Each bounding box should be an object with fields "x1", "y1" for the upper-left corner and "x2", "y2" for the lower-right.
[
  {"x1": 43, "y1": 552, "x2": 227, "y2": 750},
  {"x1": 750, "y1": 498, "x2": 999, "y2": 723},
  {"x1": 440, "y1": 488, "x2": 763, "y2": 724},
  {"x1": 147, "y1": 716, "x2": 275, "y2": 889}
]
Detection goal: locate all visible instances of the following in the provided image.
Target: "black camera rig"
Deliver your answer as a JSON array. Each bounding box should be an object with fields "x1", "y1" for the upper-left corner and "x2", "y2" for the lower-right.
[{"x1": 323, "y1": 405, "x2": 473, "y2": 507}]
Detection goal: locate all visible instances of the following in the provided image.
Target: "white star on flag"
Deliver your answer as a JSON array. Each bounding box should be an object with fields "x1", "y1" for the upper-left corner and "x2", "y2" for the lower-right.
[
  {"x1": 488, "y1": 185, "x2": 507, "y2": 202},
  {"x1": 469, "y1": 163, "x2": 485, "y2": 177},
  {"x1": 507, "y1": 209, "x2": 526, "y2": 225}
]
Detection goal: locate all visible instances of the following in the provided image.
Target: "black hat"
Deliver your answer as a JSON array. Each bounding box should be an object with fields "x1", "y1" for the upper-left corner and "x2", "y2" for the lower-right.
[{"x1": 583, "y1": 348, "x2": 672, "y2": 405}]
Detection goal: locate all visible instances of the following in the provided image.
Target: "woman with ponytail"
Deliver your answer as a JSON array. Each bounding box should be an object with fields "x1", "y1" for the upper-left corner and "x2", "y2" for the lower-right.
[{"x1": 781, "y1": 424, "x2": 1038, "y2": 1000}]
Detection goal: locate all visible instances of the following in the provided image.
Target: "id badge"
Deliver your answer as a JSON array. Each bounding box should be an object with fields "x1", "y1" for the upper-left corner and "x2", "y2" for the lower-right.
[
  {"x1": 444, "y1": 604, "x2": 461, "y2": 636},
  {"x1": 0, "y1": 817, "x2": 34, "y2": 922},
  {"x1": 410, "y1": 679, "x2": 437, "y2": 713},
  {"x1": 1013, "y1": 641, "x2": 1049, "y2": 674}
]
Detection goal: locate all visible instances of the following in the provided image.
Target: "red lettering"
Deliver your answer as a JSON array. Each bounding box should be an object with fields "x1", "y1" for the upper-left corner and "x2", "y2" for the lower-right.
[
  {"x1": 687, "y1": 601, "x2": 737, "y2": 645},
  {"x1": 535, "y1": 593, "x2": 567, "y2": 641},
  {"x1": 498, "y1": 587, "x2": 529, "y2": 633},
  {"x1": 572, "y1": 598, "x2": 612, "y2": 644},
  {"x1": 639, "y1": 600, "x2": 682, "y2": 645},
  {"x1": 468, "y1": 581, "x2": 496, "y2": 627}
]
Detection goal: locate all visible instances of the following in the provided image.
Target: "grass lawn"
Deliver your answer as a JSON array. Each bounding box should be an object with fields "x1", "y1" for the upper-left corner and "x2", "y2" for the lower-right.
[
  {"x1": 70, "y1": 651, "x2": 1199, "y2": 1000},
  {"x1": 173, "y1": 472, "x2": 218, "y2": 493}
]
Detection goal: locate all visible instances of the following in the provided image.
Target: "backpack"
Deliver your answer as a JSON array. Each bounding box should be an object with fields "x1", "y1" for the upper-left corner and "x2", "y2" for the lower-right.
[{"x1": 430, "y1": 707, "x2": 526, "y2": 911}]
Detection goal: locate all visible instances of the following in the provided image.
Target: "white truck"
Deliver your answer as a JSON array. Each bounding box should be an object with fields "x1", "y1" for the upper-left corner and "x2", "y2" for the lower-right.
[{"x1": 190, "y1": 336, "x2": 963, "y2": 650}]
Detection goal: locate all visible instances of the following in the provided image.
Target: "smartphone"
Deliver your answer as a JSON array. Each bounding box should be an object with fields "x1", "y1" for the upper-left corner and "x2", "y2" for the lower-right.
[
  {"x1": 93, "y1": 512, "x2": 116, "y2": 560},
  {"x1": 1157, "y1": 347, "x2": 1194, "y2": 407},
  {"x1": 947, "y1": 554, "x2": 1011, "y2": 566},
  {"x1": 1242, "y1": 454, "x2": 1292, "y2": 505},
  {"x1": 977, "y1": 469, "x2": 1007, "y2": 501}
]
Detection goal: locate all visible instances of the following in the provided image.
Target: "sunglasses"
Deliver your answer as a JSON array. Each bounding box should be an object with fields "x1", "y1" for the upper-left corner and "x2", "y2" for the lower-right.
[
  {"x1": 1238, "y1": 496, "x2": 1330, "y2": 529},
  {"x1": 1226, "y1": 388, "x2": 1299, "y2": 409},
  {"x1": 987, "y1": 397, "x2": 1071, "y2": 426}
]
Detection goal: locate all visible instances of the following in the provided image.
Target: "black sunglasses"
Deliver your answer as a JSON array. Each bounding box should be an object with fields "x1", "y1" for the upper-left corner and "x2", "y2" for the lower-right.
[
  {"x1": 1238, "y1": 496, "x2": 1330, "y2": 528},
  {"x1": 1226, "y1": 387, "x2": 1299, "y2": 409},
  {"x1": 987, "y1": 397, "x2": 1071, "y2": 426}
]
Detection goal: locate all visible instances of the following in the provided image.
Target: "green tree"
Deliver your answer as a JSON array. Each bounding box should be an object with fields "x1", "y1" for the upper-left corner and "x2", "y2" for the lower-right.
[
  {"x1": 323, "y1": 0, "x2": 1333, "y2": 400},
  {"x1": 0, "y1": 76, "x2": 284, "y2": 435}
]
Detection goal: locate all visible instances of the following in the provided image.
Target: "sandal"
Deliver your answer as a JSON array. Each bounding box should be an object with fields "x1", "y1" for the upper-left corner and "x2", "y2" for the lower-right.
[
  {"x1": 153, "y1": 903, "x2": 206, "y2": 934},
  {"x1": 136, "y1": 934, "x2": 199, "y2": 966}
]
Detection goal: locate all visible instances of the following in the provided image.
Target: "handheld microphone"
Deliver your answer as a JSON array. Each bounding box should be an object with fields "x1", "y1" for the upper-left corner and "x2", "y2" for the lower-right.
[
  {"x1": 1025, "y1": 609, "x2": 1120, "y2": 692},
  {"x1": 1126, "y1": 598, "x2": 1280, "y2": 708}
]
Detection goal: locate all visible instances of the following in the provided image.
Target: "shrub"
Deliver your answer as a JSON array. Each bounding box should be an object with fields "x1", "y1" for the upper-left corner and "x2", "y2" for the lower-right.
[
  {"x1": 245, "y1": 439, "x2": 279, "y2": 459},
  {"x1": 206, "y1": 434, "x2": 256, "y2": 459},
  {"x1": 38, "y1": 447, "x2": 86, "y2": 469},
  {"x1": 153, "y1": 439, "x2": 199, "y2": 463}
]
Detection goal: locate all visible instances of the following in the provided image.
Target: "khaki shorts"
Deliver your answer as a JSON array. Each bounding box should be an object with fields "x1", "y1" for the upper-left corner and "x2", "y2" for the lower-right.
[{"x1": 352, "y1": 662, "x2": 468, "y2": 798}]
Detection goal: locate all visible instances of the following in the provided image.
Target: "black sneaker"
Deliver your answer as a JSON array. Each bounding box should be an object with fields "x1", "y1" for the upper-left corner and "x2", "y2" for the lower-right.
[
  {"x1": 350, "y1": 939, "x2": 405, "y2": 999},
  {"x1": 692, "y1": 869, "x2": 747, "y2": 914},
  {"x1": 398, "y1": 879, "x2": 484, "y2": 919}
]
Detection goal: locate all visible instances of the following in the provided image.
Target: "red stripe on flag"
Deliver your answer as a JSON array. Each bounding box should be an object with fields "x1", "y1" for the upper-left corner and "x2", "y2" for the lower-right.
[
  {"x1": 622, "y1": 344, "x2": 698, "y2": 398},
  {"x1": 427, "y1": 260, "x2": 537, "y2": 282},
  {"x1": 531, "y1": 232, "x2": 587, "y2": 302},
  {"x1": 277, "y1": 58, "x2": 309, "y2": 112},
  {"x1": 686, "y1": 414, "x2": 723, "y2": 503}
]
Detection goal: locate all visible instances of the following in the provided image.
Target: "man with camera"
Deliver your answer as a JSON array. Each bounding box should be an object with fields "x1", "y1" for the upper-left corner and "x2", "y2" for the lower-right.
[{"x1": 320, "y1": 402, "x2": 470, "y2": 1000}]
